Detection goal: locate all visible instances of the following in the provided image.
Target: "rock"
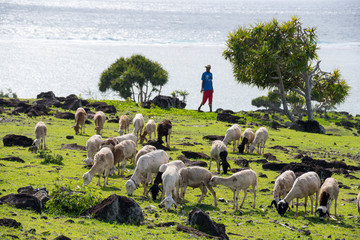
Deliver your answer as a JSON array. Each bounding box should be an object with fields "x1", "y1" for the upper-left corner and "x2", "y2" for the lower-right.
[
  {"x1": 258, "y1": 172, "x2": 268, "y2": 178},
  {"x1": 177, "y1": 155, "x2": 208, "y2": 167},
  {"x1": 55, "y1": 112, "x2": 75, "y2": 120},
  {"x1": 66, "y1": 136, "x2": 74, "y2": 139},
  {"x1": 95, "y1": 104, "x2": 117, "y2": 114},
  {"x1": 215, "y1": 109, "x2": 235, "y2": 114},
  {"x1": 61, "y1": 95, "x2": 88, "y2": 110},
  {"x1": 0, "y1": 157, "x2": 25, "y2": 163},
  {"x1": 262, "y1": 162, "x2": 288, "y2": 171},
  {"x1": 234, "y1": 159, "x2": 249, "y2": 168},
  {"x1": 82, "y1": 194, "x2": 144, "y2": 225},
  {"x1": 142, "y1": 95, "x2": 186, "y2": 109},
  {"x1": 54, "y1": 235, "x2": 71, "y2": 240},
  {"x1": 3, "y1": 134, "x2": 33, "y2": 147},
  {"x1": 37, "y1": 91, "x2": 56, "y2": 99},
  {"x1": 202, "y1": 135, "x2": 224, "y2": 141},
  {"x1": 17, "y1": 186, "x2": 49, "y2": 206},
  {"x1": 269, "y1": 145, "x2": 289, "y2": 152},
  {"x1": 216, "y1": 113, "x2": 243, "y2": 124},
  {"x1": 0, "y1": 218, "x2": 22, "y2": 228},
  {"x1": 182, "y1": 151, "x2": 210, "y2": 159},
  {"x1": 33, "y1": 98, "x2": 61, "y2": 108},
  {"x1": 0, "y1": 193, "x2": 42, "y2": 213},
  {"x1": 187, "y1": 207, "x2": 228, "y2": 240},
  {"x1": 290, "y1": 120, "x2": 325, "y2": 134},
  {"x1": 144, "y1": 140, "x2": 170, "y2": 151},
  {"x1": 60, "y1": 143, "x2": 86, "y2": 151},
  {"x1": 263, "y1": 153, "x2": 277, "y2": 161}
]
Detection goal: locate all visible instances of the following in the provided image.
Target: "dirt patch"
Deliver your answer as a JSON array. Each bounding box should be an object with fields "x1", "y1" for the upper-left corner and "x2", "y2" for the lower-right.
[{"x1": 60, "y1": 143, "x2": 86, "y2": 151}]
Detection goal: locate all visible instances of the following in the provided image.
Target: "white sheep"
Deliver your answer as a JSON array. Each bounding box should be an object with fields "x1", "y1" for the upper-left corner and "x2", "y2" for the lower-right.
[
  {"x1": 238, "y1": 128, "x2": 255, "y2": 154},
  {"x1": 84, "y1": 134, "x2": 103, "y2": 165},
  {"x1": 157, "y1": 119, "x2": 172, "y2": 148},
  {"x1": 72, "y1": 107, "x2": 87, "y2": 135},
  {"x1": 115, "y1": 133, "x2": 138, "y2": 149},
  {"x1": 139, "y1": 119, "x2": 156, "y2": 144},
  {"x1": 222, "y1": 124, "x2": 241, "y2": 152},
  {"x1": 315, "y1": 177, "x2": 339, "y2": 220},
  {"x1": 276, "y1": 171, "x2": 321, "y2": 217},
  {"x1": 118, "y1": 115, "x2": 130, "y2": 136},
  {"x1": 210, "y1": 169, "x2": 257, "y2": 210},
  {"x1": 132, "y1": 113, "x2": 145, "y2": 138},
  {"x1": 134, "y1": 145, "x2": 157, "y2": 167},
  {"x1": 113, "y1": 140, "x2": 137, "y2": 176},
  {"x1": 178, "y1": 166, "x2": 217, "y2": 207},
  {"x1": 94, "y1": 111, "x2": 106, "y2": 135},
  {"x1": 33, "y1": 121, "x2": 47, "y2": 149},
  {"x1": 249, "y1": 127, "x2": 269, "y2": 154},
  {"x1": 125, "y1": 150, "x2": 169, "y2": 196},
  {"x1": 271, "y1": 170, "x2": 296, "y2": 208},
  {"x1": 159, "y1": 165, "x2": 180, "y2": 211},
  {"x1": 82, "y1": 147, "x2": 114, "y2": 187},
  {"x1": 209, "y1": 140, "x2": 230, "y2": 174},
  {"x1": 357, "y1": 192, "x2": 360, "y2": 216}
]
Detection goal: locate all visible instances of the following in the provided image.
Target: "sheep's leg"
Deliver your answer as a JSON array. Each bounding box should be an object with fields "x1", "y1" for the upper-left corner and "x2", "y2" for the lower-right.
[
  {"x1": 309, "y1": 195, "x2": 314, "y2": 215},
  {"x1": 304, "y1": 196, "x2": 308, "y2": 215},
  {"x1": 121, "y1": 158, "x2": 126, "y2": 177},
  {"x1": 252, "y1": 185, "x2": 256, "y2": 208},
  {"x1": 315, "y1": 191, "x2": 319, "y2": 215},
  {"x1": 180, "y1": 185, "x2": 187, "y2": 204},
  {"x1": 233, "y1": 190, "x2": 239, "y2": 210},
  {"x1": 239, "y1": 189, "x2": 247, "y2": 208},
  {"x1": 206, "y1": 183, "x2": 217, "y2": 207},
  {"x1": 117, "y1": 162, "x2": 120, "y2": 175},
  {"x1": 208, "y1": 157, "x2": 213, "y2": 170},
  {"x1": 96, "y1": 174, "x2": 101, "y2": 186},
  {"x1": 216, "y1": 159, "x2": 220, "y2": 173},
  {"x1": 233, "y1": 141, "x2": 236, "y2": 152},
  {"x1": 334, "y1": 198, "x2": 337, "y2": 217},
  {"x1": 295, "y1": 198, "x2": 299, "y2": 217},
  {"x1": 198, "y1": 184, "x2": 207, "y2": 204}
]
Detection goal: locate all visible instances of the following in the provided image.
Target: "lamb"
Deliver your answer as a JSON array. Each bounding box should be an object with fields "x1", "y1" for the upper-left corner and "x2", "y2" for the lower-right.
[
  {"x1": 132, "y1": 113, "x2": 145, "y2": 138},
  {"x1": 125, "y1": 150, "x2": 169, "y2": 196},
  {"x1": 276, "y1": 171, "x2": 321, "y2": 217},
  {"x1": 82, "y1": 147, "x2": 114, "y2": 187},
  {"x1": 210, "y1": 169, "x2": 257, "y2": 210},
  {"x1": 178, "y1": 166, "x2": 217, "y2": 207},
  {"x1": 222, "y1": 124, "x2": 241, "y2": 152},
  {"x1": 357, "y1": 192, "x2": 360, "y2": 216},
  {"x1": 315, "y1": 177, "x2": 339, "y2": 220},
  {"x1": 100, "y1": 137, "x2": 118, "y2": 152},
  {"x1": 249, "y1": 127, "x2": 269, "y2": 155},
  {"x1": 159, "y1": 165, "x2": 181, "y2": 211},
  {"x1": 118, "y1": 115, "x2": 130, "y2": 136},
  {"x1": 209, "y1": 140, "x2": 231, "y2": 174},
  {"x1": 139, "y1": 119, "x2": 156, "y2": 144},
  {"x1": 115, "y1": 133, "x2": 138, "y2": 151},
  {"x1": 113, "y1": 140, "x2": 137, "y2": 176},
  {"x1": 134, "y1": 145, "x2": 157, "y2": 167},
  {"x1": 238, "y1": 128, "x2": 255, "y2": 154},
  {"x1": 84, "y1": 134, "x2": 103, "y2": 165},
  {"x1": 94, "y1": 111, "x2": 106, "y2": 135},
  {"x1": 270, "y1": 170, "x2": 296, "y2": 208},
  {"x1": 33, "y1": 121, "x2": 47, "y2": 149},
  {"x1": 72, "y1": 107, "x2": 87, "y2": 135},
  {"x1": 157, "y1": 119, "x2": 172, "y2": 148}
]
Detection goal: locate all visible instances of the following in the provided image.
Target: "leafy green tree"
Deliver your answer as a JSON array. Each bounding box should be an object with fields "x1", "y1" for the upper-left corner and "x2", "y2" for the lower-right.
[
  {"x1": 223, "y1": 17, "x2": 349, "y2": 122},
  {"x1": 99, "y1": 54, "x2": 168, "y2": 103},
  {"x1": 251, "y1": 91, "x2": 281, "y2": 111}
]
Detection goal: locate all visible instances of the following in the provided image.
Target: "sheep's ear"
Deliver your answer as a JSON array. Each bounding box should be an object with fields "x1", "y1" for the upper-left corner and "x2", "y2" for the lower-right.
[
  {"x1": 315, "y1": 208, "x2": 320, "y2": 214},
  {"x1": 270, "y1": 200, "x2": 277, "y2": 208}
]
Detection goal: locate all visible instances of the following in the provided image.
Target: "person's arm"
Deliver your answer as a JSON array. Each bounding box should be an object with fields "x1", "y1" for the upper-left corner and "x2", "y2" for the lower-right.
[{"x1": 200, "y1": 80, "x2": 204, "y2": 92}]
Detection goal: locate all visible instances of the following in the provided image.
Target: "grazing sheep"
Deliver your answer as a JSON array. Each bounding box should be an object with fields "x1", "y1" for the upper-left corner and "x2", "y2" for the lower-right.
[
  {"x1": 210, "y1": 169, "x2": 257, "y2": 210},
  {"x1": 115, "y1": 133, "x2": 138, "y2": 148},
  {"x1": 134, "y1": 145, "x2": 157, "y2": 167},
  {"x1": 33, "y1": 121, "x2": 47, "y2": 149},
  {"x1": 223, "y1": 124, "x2": 241, "y2": 152},
  {"x1": 157, "y1": 119, "x2": 172, "y2": 148},
  {"x1": 94, "y1": 111, "x2": 106, "y2": 135},
  {"x1": 159, "y1": 165, "x2": 180, "y2": 211},
  {"x1": 209, "y1": 140, "x2": 230, "y2": 174},
  {"x1": 276, "y1": 171, "x2": 321, "y2": 217},
  {"x1": 357, "y1": 192, "x2": 360, "y2": 216},
  {"x1": 132, "y1": 113, "x2": 145, "y2": 138},
  {"x1": 238, "y1": 128, "x2": 255, "y2": 154},
  {"x1": 84, "y1": 134, "x2": 103, "y2": 165},
  {"x1": 118, "y1": 115, "x2": 130, "y2": 136},
  {"x1": 270, "y1": 170, "x2": 296, "y2": 208},
  {"x1": 178, "y1": 166, "x2": 217, "y2": 207},
  {"x1": 72, "y1": 107, "x2": 87, "y2": 135},
  {"x1": 125, "y1": 150, "x2": 169, "y2": 196},
  {"x1": 82, "y1": 147, "x2": 114, "y2": 187},
  {"x1": 139, "y1": 119, "x2": 156, "y2": 144},
  {"x1": 315, "y1": 177, "x2": 339, "y2": 220},
  {"x1": 113, "y1": 140, "x2": 137, "y2": 176},
  {"x1": 100, "y1": 137, "x2": 118, "y2": 152},
  {"x1": 249, "y1": 127, "x2": 269, "y2": 155}
]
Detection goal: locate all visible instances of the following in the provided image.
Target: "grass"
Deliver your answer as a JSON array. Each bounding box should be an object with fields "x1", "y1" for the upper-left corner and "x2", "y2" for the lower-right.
[{"x1": 0, "y1": 98, "x2": 360, "y2": 239}]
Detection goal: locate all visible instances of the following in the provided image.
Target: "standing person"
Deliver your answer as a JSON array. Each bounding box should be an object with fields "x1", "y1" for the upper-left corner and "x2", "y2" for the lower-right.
[{"x1": 198, "y1": 64, "x2": 213, "y2": 112}]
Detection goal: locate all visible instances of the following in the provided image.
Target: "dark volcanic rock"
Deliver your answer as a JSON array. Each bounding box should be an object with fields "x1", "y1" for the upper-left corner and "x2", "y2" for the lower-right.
[
  {"x1": 142, "y1": 95, "x2": 186, "y2": 109},
  {"x1": 0, "y1": 157, "x2": 25, "y2": 163},
  {"x1": 182, "y1": 151, "x2": 210, "y2": 159},
  {"x1": 290, "y1": 120, "x2": 325, "y2": 134},
  {"x1": 0, "y1": 193, "x2": 42, "y2": 213},
  {"x1": 55, "y1": 112, "x2": 75, "y2": 120},
  {"x1": 263, "y1": 153, "x2": 277, "y2": 161},
  {"x1": 61, "y1": 95, "x2": 88, "y2": 110},
  {"x1": 60, "y1": 143, "x2": 86, "y2": 151},
  {"x1": 145, "y1": 140, "x2": 170, "y2": 151},
  {"x1": 202, "y1": 135, "x2": 224, "y2": 141},
  {"x1": 0, "y1": 218, "x2": 22, "y2": 228},
  {"x1": 95, "y1": 104, "x2": 116, "y2": 114},
  {"x1": 17, "y1": 186, "x2": 49, "y2": 206},
  {"x1": 216, "y1": 112, "x2": 242, "y2": 123},
  {"x1": 177, "y1": 155, "x2": 208, "y2": 167},
  {"x1": 234, "y1": 159, "x2": 249, "y2": 167},
  {"x1": 54, "y1": 235, "x2": 71, "y2": 240},
  {"x1": 82, "y1": 194, "x2": 144, "y2": 225},
  {"x1": 262, "y1": 162, "x2": 288, "y2": 171},
  {"x1": 3, "y1": 134, "x2": 33, "y2": 147},
  {"x1": 37, "y1": 91, "x2": 56, "y2": 99}
]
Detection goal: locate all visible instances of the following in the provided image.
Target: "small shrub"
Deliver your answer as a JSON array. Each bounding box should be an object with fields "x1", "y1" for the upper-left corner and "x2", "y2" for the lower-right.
[{"x1": 38, "y1": 150, "x2": 64, "y2": 165}]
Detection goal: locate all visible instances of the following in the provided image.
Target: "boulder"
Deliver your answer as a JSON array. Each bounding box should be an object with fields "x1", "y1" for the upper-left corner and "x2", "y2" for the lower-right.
[
  {"x1": 0, "y1": 193, "x2": 42, "y2": 213},
  {"x1": 143, "y1": 95, "x2": 186, "y2": 109},
  {"x1": 61, "y1": 95, "x2": 88, "y2": 110},
  {"x1": 144, "y1": 140, "x2": 170, "y2": 151},
  {"x1": 0, "y1": 157, "x2": 25, "y2": 163},
  {"x1": 3, "y1": 134, "x2": 33, "y2": 147},
  {"x1": 82, "y1": 194, "x2": 144, "y2": 225},
  {"x1": 55, "y1": 112, "x2": 75, "y2": 120},
  {"x1": 202, "y1": 135, "x2": 224, "y2": 141},
  {"x1": 95, "y1": 104, "x2": 116, "y2": 114},
  {"x1": 177, "y1": 155, "x2": 208, "y2": 167},
  {"x1": 54, "y1": 235, "x2": 71, "y2": 240},
  {"x1": 290, "y1": 120, "x2": 325, "y2": 134},
  {"x1": 33, "y1": 98, "x2": 61, "y2": 108},
  {"x1": 0, "y1": 218, "x2": 22, "y2": 228},
  {"x1": 36, "y1": 91, "x2": 56, "y2": 99},
  {"x1": 216, "y1": 113, "x2": 243, "y2": 124},
  {"x1": 17, "y1": 186, "x2": 49, "y2": 207},
  {"x1": 182, "y1": 151, "x2": 210, "y2": 159}
]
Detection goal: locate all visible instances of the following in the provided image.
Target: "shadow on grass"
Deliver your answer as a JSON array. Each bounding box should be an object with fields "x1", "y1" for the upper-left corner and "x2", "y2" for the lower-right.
[{"x1": 305, "y1": 215, "x2": 355, "y2": 229}]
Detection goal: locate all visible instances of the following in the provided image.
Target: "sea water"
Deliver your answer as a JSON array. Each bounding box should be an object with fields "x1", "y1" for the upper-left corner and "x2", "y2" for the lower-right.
[{"x1": 0, "y1": 0, "x2": 359, "y2": 114}]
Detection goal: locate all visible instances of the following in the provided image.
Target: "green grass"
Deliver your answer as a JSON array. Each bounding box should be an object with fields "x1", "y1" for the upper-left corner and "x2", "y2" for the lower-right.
[{"x1": 0, "y1": 99, "x2": 360, "y2": 239}]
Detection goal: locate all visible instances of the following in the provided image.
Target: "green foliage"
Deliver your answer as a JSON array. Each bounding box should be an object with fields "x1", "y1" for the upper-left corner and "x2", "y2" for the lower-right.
[
  {"x1": 0, "y1": 88, "x2": 18, "y2": 98},
  {"x1": 38, "y1": 150, "x2": 64, "y2": 165}
]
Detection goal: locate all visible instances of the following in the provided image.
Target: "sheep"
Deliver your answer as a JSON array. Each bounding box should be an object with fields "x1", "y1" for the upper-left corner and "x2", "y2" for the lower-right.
[
  {"x1": 249, "y1": 127, "x2": 269, "y2": 154},
  {"x1": 222, "y1": 124, "x2": 241, "y2": 152},
  {"x1": 315, "y1": 177, "x2": 339, "y2": 220},
  {"x1": 357, "y1": 192, "x2": 360, "y2": 216},
  {"x1": 159, "y1": 165, "x2": 181, "y2": 211},
  {"x1": 115, "y1": 133, "x2": 138, "y2": 155},
  {"x1": 33, "y1": 121, "x2": 47, "y2": 149},
  {"x1": 84, "y1": 134, "x2": 103, "y2": 165},
  {"x1": 118, "y1": 115, "x2": 130, "y2": 136},
  {"x1": 149, "y1": 160, "x2": 186, "y2": 201},
  {"x1": 178, "y1": 166, "x2": 217, "y2": 207},
  {"x1": 238, "y1": 128, "x2": 255, "y2": 154},
  {"x1": 209, "y1": 140, "x2": 231, "y2": 174},
  {"x1": 157, "y1": 119, "x2": 172, "y2": 148},
  {"x1": 94, "y1": 111, "x2": 106, "y2": 135},
  {"x1": 125, "y1": 150, "x2": 169, "y2": 197},
  {"x1": 72, "y1": 107, "x2": 87, "y2": 135},
  {"x1": 270, "y1": 170, "x2": 296, "y2": 209},
  {"x1": 132, "y1": 113, "x2": 145, "y2": 138},
  {"x1": 276, "y1": 171, "x2": 321, "y2": 217},
  {"x1": 113, "y1": 140, "x2": 137, "y2": 176},
  {"x1": 100, "y1": 137, "x2": 118, "y2": 152},
  {"x1": 134, "y1": 145, "x2": 157, "y2": 167},
  {"x1": 139, "y1": 119, "x2": 156, "y2": 144},
  {"x1": 82, "y1": 147, "x2": 114, "y2": 187}
]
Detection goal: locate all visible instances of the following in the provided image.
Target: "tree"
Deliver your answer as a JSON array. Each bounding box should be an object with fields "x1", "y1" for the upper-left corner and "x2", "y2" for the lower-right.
[
  {"x1": 99, "y1": 54, "x2": 168, "y2": 103},
  {"x1": 223, "y1": 17, "x2": 350, "y2": 122},
  {"x1": 251, "y1": 91, "x2": 281, "y2": 111}
]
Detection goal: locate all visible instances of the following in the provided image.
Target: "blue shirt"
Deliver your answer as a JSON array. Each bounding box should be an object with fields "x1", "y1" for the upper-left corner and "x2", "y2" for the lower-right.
[{"x1": 201, "y1": 72, "x2": 213, "y2": 91}]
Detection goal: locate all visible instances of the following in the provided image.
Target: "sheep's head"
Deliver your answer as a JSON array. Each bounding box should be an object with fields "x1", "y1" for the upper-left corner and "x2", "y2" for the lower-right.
[
  {"x1": 33, "y1": 139, "x2": 41, "y2": 149},
  {"x1": 83, "y1": 158, "x2": 93, "y2": 166},
  {"x1": 125, "y1": 179, "x2": 137, "y2": 196},
  {"x1": 149, "y1": 184, "x2": 161, "y2": 200},
  {"x1": 209, "y1": 176, "x2": 219, "y2": 186},
  {"x1": 315, "y1": 206, "x2": 330, "y2": 220},
  {"x1": 238, "y1": 144, "x2": 245, "y2": 154},
  {"x1": 161, "y1": 196, "x2": 177, "y2": 211},
  {"x1": 276, "y1": 200, "x2": 289, "y2": 216},
  {"x1": 82, "y1": 172, "x2": 92, "y2": 185},
  {"x1": 249, "y1": 145, "x2": 255, "y2": 154},
  {"x1": 118, "y1": 129, "x2": 125, "y2": 136},
  {"x1": 270, "y1": 200, "x2": 278, "y2": 208}
]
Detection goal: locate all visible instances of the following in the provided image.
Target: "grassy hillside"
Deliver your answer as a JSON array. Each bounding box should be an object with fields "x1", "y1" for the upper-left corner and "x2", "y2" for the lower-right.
[{"x1": 0, "y1": 98, "x2": 359, "y2": 240}]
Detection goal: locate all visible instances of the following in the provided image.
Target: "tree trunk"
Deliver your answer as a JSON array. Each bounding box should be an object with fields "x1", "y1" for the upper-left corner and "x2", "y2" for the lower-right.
[
  {"x1": 276, "y1": 65, "x2": 295, "y2": 122},
  {"x1": 304, "y1": 74, "x2": 314, "y2": 120}
]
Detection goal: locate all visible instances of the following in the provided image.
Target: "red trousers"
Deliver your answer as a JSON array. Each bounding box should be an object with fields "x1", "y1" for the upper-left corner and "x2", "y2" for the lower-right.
[{"x1": 201, "y1": 90, "x2": 213, "y2": 105}]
